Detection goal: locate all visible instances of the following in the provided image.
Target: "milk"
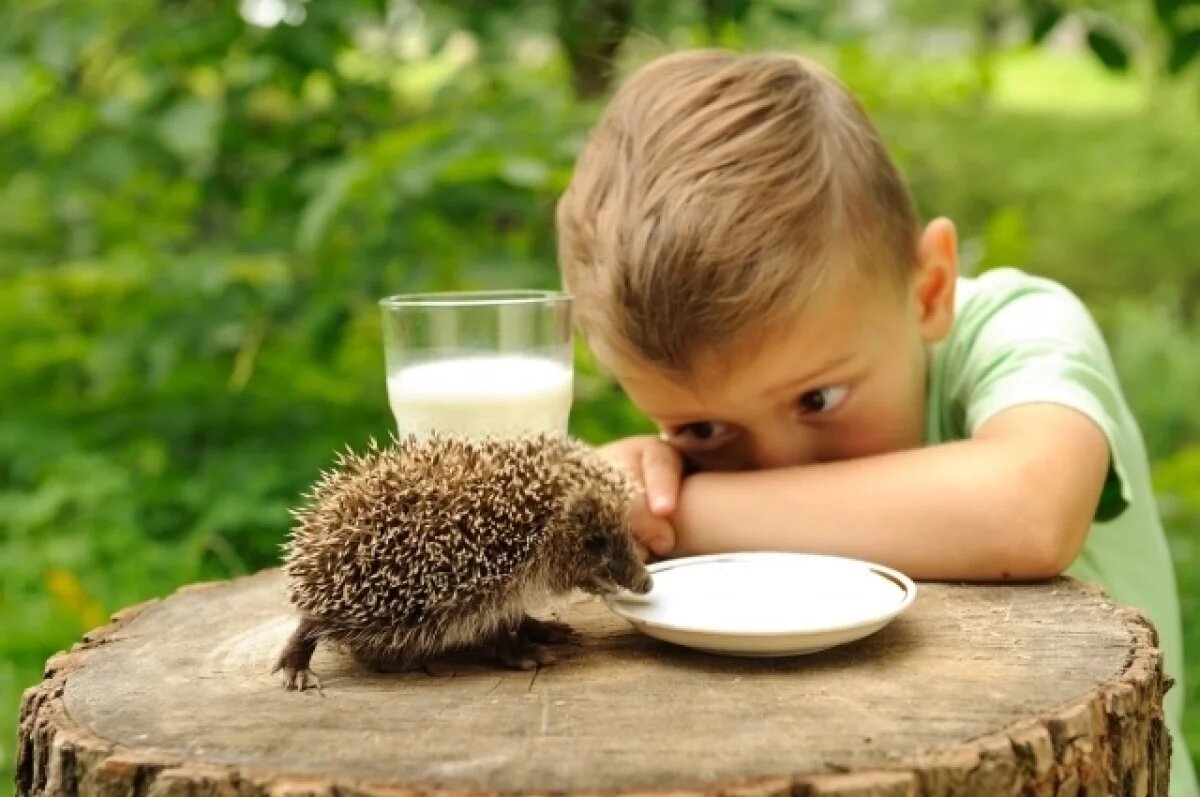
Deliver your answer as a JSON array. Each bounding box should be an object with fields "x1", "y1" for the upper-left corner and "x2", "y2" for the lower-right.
[{"x1": 387, "y1": 356, "x2": 573, "y2": 438}]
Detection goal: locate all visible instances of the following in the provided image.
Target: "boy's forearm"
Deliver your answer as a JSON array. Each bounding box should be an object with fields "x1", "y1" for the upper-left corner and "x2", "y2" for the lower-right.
[{"x1": 671, "y1": 438, "x2": 1092, "y2": 582}]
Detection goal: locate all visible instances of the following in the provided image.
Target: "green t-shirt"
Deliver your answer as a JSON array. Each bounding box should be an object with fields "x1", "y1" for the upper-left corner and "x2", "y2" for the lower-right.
[{"x1": 925, "y1": 267, "x2": 1197, "y2": 796}]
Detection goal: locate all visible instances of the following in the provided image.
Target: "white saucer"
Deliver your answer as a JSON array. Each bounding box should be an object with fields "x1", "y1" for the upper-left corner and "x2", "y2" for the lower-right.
[{"x1": 604, "y1": 552, "x2": 916, "y2": 657}]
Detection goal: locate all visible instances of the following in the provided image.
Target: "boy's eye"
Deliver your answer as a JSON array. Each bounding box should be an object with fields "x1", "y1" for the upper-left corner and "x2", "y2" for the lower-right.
[
  {"x1": 668, "y1": 421, "x2": 732, "y2": 449},
  {"x1": 796, "y1": 385, "x2": 849, "y2": 415}
]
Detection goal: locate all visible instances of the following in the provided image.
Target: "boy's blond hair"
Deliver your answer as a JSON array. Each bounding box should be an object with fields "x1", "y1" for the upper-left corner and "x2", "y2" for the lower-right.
[{"x1": 556, "y1": 49, "x2": 920, "y2": 375}]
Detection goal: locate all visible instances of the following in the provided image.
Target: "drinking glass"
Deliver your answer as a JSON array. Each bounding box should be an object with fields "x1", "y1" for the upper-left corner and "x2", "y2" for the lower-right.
[{"x1": 379, "y1": 290, "x2": 574, "y2": 438}]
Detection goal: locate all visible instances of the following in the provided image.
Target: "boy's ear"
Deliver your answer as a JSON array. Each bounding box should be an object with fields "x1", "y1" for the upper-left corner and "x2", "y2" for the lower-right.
[{"x1": 914, "y1": 217, "x2": 959, "y2": 344}]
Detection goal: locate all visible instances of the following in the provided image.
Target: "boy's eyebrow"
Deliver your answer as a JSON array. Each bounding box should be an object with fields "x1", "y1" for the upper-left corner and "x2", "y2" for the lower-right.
[{"x1": 762, "y1": 351, "x2": 855, "y2": 396}]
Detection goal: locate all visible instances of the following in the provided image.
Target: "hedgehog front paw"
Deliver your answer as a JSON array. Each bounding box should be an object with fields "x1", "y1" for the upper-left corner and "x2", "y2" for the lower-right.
[
  {"x1": 497, "y1": 642, "x2": 558, "y2": 670},
  {"x1": 274, "y1": 617, "x2": 323, "y2": 692},
  {"x1": 493, "y1": 627, "x2": 560, "y2": 670},
  {"x1": 280, "y1": 665, "x2": 324, "y2": 693},
  {"x1": 519, "y1": 615, "x2": 574, "y2": 644}
]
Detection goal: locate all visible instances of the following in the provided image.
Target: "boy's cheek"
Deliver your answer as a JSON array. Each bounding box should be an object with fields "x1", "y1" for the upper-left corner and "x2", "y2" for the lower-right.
[{"x1": 841, "y1": 416, "x2": 925, "y2": 459}]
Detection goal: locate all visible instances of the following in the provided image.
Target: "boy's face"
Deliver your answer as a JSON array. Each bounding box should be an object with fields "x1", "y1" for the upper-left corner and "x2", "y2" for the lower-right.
[{"x1": 607, "y1": 220, "x2": 958, "y2": 471}]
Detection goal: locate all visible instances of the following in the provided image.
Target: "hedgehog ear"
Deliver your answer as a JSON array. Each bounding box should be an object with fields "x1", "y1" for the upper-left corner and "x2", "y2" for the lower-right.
[
  {"x1": 566, "y1": 492, "x2": 600, "y2": 530},
  {"x1": 567, "y1": 491, "x2": 610, "y2": 544},
  {"x1": 568, "y1": 495, "x2": 614, "y2": 560}
]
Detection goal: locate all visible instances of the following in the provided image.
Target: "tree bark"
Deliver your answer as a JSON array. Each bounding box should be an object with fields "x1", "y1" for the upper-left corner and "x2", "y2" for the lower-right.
[{"x1": 18, "y1": 569, "x2": 1172, "y2": 796}]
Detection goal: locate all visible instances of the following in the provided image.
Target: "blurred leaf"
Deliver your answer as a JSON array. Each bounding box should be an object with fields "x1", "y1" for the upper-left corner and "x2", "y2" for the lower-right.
[
  {"x1": 500, "y1": 157, "x2": 550, "y2": 188},
  {"x1": 155, "y1": 97, "x2": 225, "y2": 171},
  {"x1": 296, "y1": 159, "x2": 368, "y2": 255},
  {"x1": 1154, "y1": 0, "x2": 1186, "y2": 29},
  {"x1": 1167, "y1": 28, "x2": 1200, "y2": 74},
  {"x1": 1025, "y1": 0, "x2": 1064, "y2": 44},
  {"x1": 1085, "y1": 24, "x2": 1130, "y2": 72}
]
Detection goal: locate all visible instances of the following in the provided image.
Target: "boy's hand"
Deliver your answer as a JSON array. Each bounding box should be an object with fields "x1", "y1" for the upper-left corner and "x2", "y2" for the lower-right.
[{"x1": 596, "y1": 435, "x2": 683, "y2": 560}]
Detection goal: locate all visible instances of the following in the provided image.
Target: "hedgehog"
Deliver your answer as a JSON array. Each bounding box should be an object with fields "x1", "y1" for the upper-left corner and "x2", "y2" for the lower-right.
[{"x1": 273, "y1": 432, "x2": 653, "y2": 690}]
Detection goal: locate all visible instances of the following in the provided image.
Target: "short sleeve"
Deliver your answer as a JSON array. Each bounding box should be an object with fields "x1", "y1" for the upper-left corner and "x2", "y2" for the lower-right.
[{"x1": 945, "y1": 271, "x2": 1134, "y2": 521}]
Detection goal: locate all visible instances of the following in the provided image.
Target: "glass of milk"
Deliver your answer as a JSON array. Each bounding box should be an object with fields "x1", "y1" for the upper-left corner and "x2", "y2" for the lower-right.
[{"x1": 379, "y1": 290, "x2": 574, "y2": 438}]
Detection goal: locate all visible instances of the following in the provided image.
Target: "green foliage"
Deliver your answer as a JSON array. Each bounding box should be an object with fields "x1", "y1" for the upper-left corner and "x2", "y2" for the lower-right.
[
  {"x1": 1085, "y1": 23, "x2": 1133, "y2": 71},
  {"x1": 1107, "y1": 301, "x2": 1200, "y2": 459},
  {"x1": 872, "y1": 99, "x2": 1200, "y2": 306},
  {"x1": 1026, "y1": 0, "x2": 1067, "y2": 43},
  {"x1": 2, "y1": 0, "x2": 1199, "y2": 785},
  {"x1": 1156, "y1": 0, "x2": 1200, "y2": 75},
  {"x1": 1168, "y1": 28, "x2": 1200, "y2": 73},
  {"x1": 1155, "y1": 442, "x2": 1200, "y2": 759},
  {"x1": 1108, "y1": 301, "x2": 1200, "y2": 761}
]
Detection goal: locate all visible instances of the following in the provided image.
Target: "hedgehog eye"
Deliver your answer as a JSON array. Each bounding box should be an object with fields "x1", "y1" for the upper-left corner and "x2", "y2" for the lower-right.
[{"x1": 584, "y1": 532, "x2": 608, "y2": 556}]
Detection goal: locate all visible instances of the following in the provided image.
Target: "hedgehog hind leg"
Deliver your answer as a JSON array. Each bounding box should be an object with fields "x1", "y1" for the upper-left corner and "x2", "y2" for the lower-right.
[
  {"x1": 341, "y1": 627, "x2": 455, "y2": 677},
  {"x1": 273, "y1": 617, "x2": 324, "y2": 693},
  {"x1": 518, "y1": 615, "x2": 575, "y2": 644}
]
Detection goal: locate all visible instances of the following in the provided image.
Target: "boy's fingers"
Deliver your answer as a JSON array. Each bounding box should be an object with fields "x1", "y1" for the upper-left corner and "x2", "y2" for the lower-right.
[
  {"x1": 601, "y1": 439, "x2": 677, "y2": 554},
  {"x1": 645, "y1": 515, "x2": 675, "y2": 555},
  {"x1": 641, "y1": 444, "x2": 682, "y2": 515},
  {"x1": 600, "y1": 441, "x2": 647, "y2": 484},
  {"x1": 629, "y1": 497, "x2": 676, "y2": 556}
]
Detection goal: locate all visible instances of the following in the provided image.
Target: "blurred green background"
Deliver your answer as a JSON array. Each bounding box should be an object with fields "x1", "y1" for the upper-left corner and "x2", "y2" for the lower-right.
[{"x1": 3, "y1": 0, "x2": 1199, "y2": 785}]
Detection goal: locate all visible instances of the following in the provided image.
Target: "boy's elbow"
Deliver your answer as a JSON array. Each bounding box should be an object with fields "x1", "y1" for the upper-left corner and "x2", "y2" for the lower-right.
[
  {"x1": 979, "y1": 409, "x2": 1107, "y2": 581},
  {"x1": 1019, "y1": 525, "x2": 1082, "y2": 579},
  {"x1": 1003, "y1": 468, "x2": 1090, "y2": 581},
  {"x1": 997, "y1": 513, "x2": 1084, "y2": 580},
  {"x1": 1048, "y1": 515, "x2": 1089, "y2": 574}
]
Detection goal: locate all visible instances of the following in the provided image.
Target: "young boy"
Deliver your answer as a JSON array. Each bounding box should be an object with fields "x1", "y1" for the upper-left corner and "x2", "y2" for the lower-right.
[{"x1": 555, "y1": 49, "x2": 1197, "y2": 795}]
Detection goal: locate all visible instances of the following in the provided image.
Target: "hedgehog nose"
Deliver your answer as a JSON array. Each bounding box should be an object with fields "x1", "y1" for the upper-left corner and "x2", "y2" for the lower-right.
[{"x1": 631, "y1": 570, "x2": 653, "y2": 594}]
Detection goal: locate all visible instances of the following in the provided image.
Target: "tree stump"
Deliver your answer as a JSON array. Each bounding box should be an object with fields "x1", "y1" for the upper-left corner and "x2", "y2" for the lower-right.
[{"x1": 17, "y1": 569, "x2": 1172, "y2": 796}]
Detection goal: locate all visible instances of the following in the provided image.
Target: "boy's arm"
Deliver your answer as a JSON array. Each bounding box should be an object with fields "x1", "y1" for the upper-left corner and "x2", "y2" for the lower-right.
[{"x1": 670, "y1": 403, "x2": 1110, "y2": 581}]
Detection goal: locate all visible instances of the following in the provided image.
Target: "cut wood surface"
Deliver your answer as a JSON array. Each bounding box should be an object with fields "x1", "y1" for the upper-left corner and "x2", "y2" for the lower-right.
[{"x1": 18, "y1": 568, "x2": 1171, "y2": 796}]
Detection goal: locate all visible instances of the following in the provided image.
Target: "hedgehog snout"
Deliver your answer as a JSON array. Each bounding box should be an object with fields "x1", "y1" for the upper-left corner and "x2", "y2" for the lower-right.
[
  {"x1": 579, "y1": 567, "x2": 652, "y2": 597},
  {"x1": 626, "y1": 568, "x2": 653, "y2": 594}
]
